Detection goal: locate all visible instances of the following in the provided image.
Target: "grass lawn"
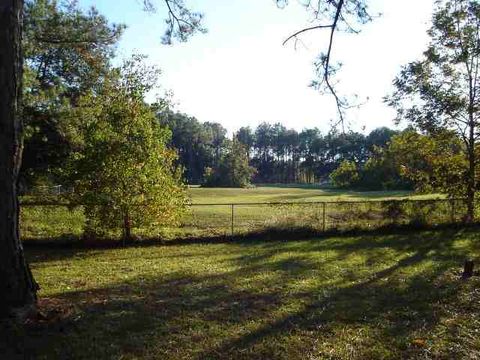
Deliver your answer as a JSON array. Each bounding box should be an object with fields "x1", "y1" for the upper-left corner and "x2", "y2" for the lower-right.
[
  {"x1": 3, "y1": 228, "x2": 480, "y2": 359},
  {"x1": 188, "y1": 186, "x2": 439, "y2": 204},
  {"x1": 20, "y1": 187, "x2": 445, "y2": 241}
]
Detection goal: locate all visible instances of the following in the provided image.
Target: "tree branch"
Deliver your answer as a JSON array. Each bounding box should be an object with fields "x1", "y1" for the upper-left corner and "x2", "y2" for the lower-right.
[{"x1": 282, "y1": 24, "x2": 334, "y2": 46}]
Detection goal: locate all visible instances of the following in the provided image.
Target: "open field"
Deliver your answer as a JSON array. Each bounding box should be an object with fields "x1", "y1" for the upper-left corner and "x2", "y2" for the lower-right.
[
  {"x1": 188, "y1": 186, "x2": 439, "y2": 204},
  {"x1": 3, "y1": 229, "x2": 480, "y2": 359},
  {"x1": 20, "y1": 187, "x2": 449, "y2": 241}
]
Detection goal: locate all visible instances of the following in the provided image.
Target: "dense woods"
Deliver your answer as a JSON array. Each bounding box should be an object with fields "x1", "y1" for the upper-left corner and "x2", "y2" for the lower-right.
[{"x1": 158, "y1": 112, "x2": 405, "y2": 188}]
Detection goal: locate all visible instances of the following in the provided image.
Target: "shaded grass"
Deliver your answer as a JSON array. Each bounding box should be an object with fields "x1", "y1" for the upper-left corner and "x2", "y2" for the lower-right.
[{"x1": 3, "y1": 228, "x2": 480, "y2": 359}]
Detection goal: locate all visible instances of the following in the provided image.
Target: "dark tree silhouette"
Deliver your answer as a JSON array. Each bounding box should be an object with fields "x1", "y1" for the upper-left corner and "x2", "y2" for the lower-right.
[{"x1": 0, "y1": 0, "x2": 38, "y2": 319}]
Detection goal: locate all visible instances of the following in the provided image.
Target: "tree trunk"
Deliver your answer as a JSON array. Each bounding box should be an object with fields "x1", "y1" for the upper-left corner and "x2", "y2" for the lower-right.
[
  {"x1": 466, "y1": 151, "x2": 475, "y2": 223},
  {"x1": 123, "y1": 210, "x2": 132, "y2": 244},
  {"x1": 0, "y1": 0, "x2": 38, "y2": 319},
  {"x1": 466, "y1": 108, "x2": 476, "y2": 223}
]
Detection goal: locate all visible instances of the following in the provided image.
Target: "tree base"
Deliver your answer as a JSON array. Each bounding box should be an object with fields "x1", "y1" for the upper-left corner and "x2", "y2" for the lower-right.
[{"x1": 2, "y1": 303, "x2": 37, "y2": 324}]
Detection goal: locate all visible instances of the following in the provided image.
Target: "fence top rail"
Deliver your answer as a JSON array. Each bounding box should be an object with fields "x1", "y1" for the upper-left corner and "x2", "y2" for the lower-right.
[
  {"x1": 19, "y1": 197, "x2": 464, "y2": 207},
  {"x1": 191, "y1": 198, "x2": 456, "y2": 206}
]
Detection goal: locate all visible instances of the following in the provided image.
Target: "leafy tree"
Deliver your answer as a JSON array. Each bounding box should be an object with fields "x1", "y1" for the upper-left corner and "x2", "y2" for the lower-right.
[
  {"x1": 388, "y1": 129, "x2": 467, "y2": 198},
  {"x1": 388, "y1": 0, "x2": 480, "y2": 221},
  {"x1": 235, "y1": 126, "x2": 255, "y2": 159},
  {"x1": 203, "y1": 122, "x2": 227, "y2": 167},
  {"x1": 330, "y1": 160, "x2": 359, "y2": 188},
  {"x1": 159, "y1": 111, "x2": 227, "y2": 184},
  {"x1": 21, "y1": 0, "x2": 124, "y2": 189},
  {"x1": 359, "y1": 145, "x2": 411, "y2": 190},
  {"x1": 203, "y1": 140, "x2": 256, "y2": 188},
  {"x1": 366, "y1": 127, "x2": 399, "y2": 152},
  {"x1": 67, "y1": 57, "x2": 187, "y2": 241}
]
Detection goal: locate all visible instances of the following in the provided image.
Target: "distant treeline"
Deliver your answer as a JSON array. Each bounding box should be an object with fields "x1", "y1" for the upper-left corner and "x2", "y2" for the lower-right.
[{"x1": 159, "y1": 111, "x2": 404, "y2": 187}]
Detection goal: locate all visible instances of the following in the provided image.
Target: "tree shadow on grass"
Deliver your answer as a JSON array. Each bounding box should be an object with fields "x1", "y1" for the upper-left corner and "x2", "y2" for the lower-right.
[{"x1": 5, "y1": 229, "x2": 480, "y2": 359}]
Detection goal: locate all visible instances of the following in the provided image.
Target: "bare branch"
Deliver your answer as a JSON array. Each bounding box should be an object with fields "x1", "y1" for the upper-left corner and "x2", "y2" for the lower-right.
[
  {"x1": 281, "y1": 0, "x2": 373, "y2": 132},
  {"x1": 282, "y1": 24, "x2": 333, "y2": 46}
]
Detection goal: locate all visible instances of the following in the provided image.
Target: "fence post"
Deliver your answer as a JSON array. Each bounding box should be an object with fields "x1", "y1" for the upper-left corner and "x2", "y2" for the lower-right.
[
  {"x1": 231, "y1": 204, "x2": 234, "y2": 237},
  {"x1": 322, "y1": 202, "x2": 326, "y2": 232},
  {"x1": 451, "y1": 199, "x2": 455, "y2": 224}
]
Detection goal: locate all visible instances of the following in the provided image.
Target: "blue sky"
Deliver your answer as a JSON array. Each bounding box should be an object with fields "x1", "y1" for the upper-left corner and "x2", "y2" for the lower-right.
[{"x1": 78, "y1": 0, "x2": 435, "y2": 134}]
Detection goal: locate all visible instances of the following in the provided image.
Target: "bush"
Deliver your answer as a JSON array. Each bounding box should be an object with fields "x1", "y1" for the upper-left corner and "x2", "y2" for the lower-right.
[{"x1": 330, "y1": 160, "x2": 359, "y2": 188}]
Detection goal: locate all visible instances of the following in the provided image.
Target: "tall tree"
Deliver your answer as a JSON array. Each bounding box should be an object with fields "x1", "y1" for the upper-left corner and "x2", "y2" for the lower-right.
[
  {"x1": 0, "y1": 0, "x2": 38, "y2": 318},
  {"x1": 387, "y1": 129, "x2": 466, "y2": 196},
  {"x1": 388, "y1": 0, "x2": 480, "y2": 221},
  {"x1": 235, "y1": 126, "x2": 255, "y2": 159},
  {"x1": 67, "y1": 57, "x2": 187, "y2": 241},
  {"x1": 203, "y1": 139, "x2": 256, "y2": 188},
  {"x1": 21, "y1": 0, "x2": 124, "y2": 188},
  {"x1": 366, "y1": 127, "x2": 399, "y2": 152},
  {"x1": 159, "y1": 111, "x2": 227, "y2": 184}
]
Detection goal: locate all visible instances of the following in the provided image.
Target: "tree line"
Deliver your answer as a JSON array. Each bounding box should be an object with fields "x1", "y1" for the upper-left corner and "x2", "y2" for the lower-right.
[{"x1": 159, "y1": 111, "x2": 402, "y2": 188}]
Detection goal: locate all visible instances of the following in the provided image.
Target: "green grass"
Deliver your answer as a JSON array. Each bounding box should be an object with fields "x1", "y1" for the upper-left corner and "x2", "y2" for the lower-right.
[
  {"x1": 19, "y1": 187, "x2": 448, "y2": 241},
  {"x1": 3, "y1": 228, "x2": 480, "y2": 359},
  {"x1": 188, "y1": 186, "x2": 439, "y2": 204}
]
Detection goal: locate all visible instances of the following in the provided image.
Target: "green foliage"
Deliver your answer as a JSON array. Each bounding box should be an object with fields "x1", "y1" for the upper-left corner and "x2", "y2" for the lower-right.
[
  {"x1": 21, "y1": 0, "x2": 124, "y2": 188},
  {"x1": 388, "y1": 0, "x2": 480, "y2": 219},
  {"x1": 158, "y1": 111, "x2": 227, "y2": 184},
  {"x1": 358, "y1": 144, "x2": 411, "y2": 191},
  {"x1": 388, "y1": 130, "x2": 468, "y2": 198},
  {"x1": 66, "y1": 57, "x2": 187, "y2": 239},
  {"x1": 232, "y1": 123, "x2": 388, "y2": 184},
  {"x1": 203, "y1": 140, "x2": 256, "y2": 188},
  {"x1": 159, "y1": 120, "x2": 399, "y2": 187},
  {"x1": 330, "y1": 160, "x2": 359, "y2": 188},
  {"x1": 366, "y1": 127, "x2": 400, "y2": 151}
]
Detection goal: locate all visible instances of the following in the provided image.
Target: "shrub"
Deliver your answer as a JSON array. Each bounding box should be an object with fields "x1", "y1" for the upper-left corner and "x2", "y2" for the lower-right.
[{"x1": 330, "y1": 160, "x2": 359, "y2": 188}]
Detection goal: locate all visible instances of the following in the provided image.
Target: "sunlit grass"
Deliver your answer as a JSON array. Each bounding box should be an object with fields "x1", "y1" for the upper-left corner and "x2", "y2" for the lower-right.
[
  {"x1": 3, "y1": 228, "x2": 480, "y2": 359},
  {"x1": 20, "y1": 187, "x2": 444, "y2": 241},
  {"x1": 188, "y1": 186, "x2": 439, "y2": 204}
]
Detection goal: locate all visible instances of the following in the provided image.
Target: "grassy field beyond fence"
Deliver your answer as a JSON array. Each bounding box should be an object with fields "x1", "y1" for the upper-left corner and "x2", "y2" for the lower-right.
[{"x1": 19, "y1": 187, "x2": 465, "y2": 241}]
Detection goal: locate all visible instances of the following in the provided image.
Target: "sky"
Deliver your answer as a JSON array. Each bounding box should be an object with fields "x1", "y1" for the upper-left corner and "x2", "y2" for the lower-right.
[{"x1": 78, "y1": 0, "x2": 436, "y2": 135}]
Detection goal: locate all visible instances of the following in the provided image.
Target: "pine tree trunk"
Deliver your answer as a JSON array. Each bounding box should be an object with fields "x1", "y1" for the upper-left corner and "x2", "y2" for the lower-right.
[
  {"x1": 466, "y1": 145, "x2": 475, "y2": 223},
  {"x1": 466, "y1": 102, "x2": 476, "y2": 223},
  {"x1": 0, "y1": 0, "x2": 38, "y2": 319},
  {"x1": 123, "y1": 210, "x2": 132, "y2": 244}
]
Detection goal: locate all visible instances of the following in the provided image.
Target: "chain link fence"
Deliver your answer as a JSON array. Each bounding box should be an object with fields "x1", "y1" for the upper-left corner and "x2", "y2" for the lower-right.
[{"x1": 19, "y1": 198, "x2": 473, "y2": 241}]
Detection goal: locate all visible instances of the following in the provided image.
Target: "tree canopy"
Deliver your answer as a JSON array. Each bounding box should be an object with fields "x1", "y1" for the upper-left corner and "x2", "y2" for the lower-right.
[
  {"x1": 388, "y1": 0, "x2": 480, "y2": 220},
  {"x1": 67, "y1": 57, "x2": 187, "y2": 240},
  {"x1": 21, "y1": 0, "x2": 124, "y2": 188}
]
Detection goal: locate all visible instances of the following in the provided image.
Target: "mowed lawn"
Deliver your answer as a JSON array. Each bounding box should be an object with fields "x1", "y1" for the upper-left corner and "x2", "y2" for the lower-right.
[
  {"x1": 20, "y1": 187, "x2": 442, "y2": 240},
  {"x1": 4, "y1": 228, "x2": 480, "y2": 359},
  {"x1": 188, "y1": 186, "x2": 438, "y2": 204}
]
